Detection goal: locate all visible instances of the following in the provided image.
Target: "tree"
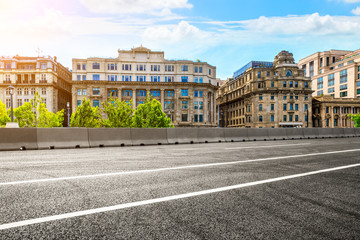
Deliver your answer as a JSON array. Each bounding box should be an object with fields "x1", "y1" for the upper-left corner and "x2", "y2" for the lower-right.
[
  {"x1": 132, "y1": 96, "x2": 173, "y2": 128},
  {"x1": 102, "y1": 98, "x2": 133, "y2": 128},
  {"x1": 0, "y1": 99, "x2": 10, "y2": 127},
  {"x1": 13, "y1": 92, "x2": 64, "y2": 128},
  {"x1": 350, "y1": 113, "x2": 360, "y2": 127},
  {"x1": 70, "y1": 98, "x2": 102, "y2": 128}
]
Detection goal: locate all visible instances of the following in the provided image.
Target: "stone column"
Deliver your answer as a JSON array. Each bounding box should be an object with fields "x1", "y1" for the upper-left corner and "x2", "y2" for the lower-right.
[
  {"x1": 204, "y1": 90, "x2": 208, "y2": 123},
  {"x1": 118, "y1": 87, "x2": 122, "y2": 102},
  {"x1": 161, "y1": 89, "x2": 165, "y2": 111},
  {"x1": 331, "y1": 106, "x2": 334, "y2": 128},
  {"x1": 132, "y1": 89, "x2": 136, "y2": 109}
]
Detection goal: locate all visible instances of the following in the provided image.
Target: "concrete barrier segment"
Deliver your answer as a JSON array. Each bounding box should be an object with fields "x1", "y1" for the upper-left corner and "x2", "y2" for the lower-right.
[
  {"x1": 247, "y1": 128, "x2": 270, "y2": 141},
  {"x1": 88, "y1": 128, "x2": 132, "y2": 147},
  {"x1": 223, "y1": 128, "x2": 249, "y2": 142},
  {"x1": 36, "y1": 128, "x2": 89, "y2": 149},
  {"x1": 166, "y1": 128, "x2": 199, "y2": 144},
  {"x1": 130, "y1": 128, "x2": 168, "y2": 146},
  {"x1": 285, "y1": 128, "x2": 305, "y2": 140},
  {"x1": 302, "y1": 128, "x2": 319, "y2": 139},
  {"x1": 268, "y1": 128, "x2": 289, "y2": 140},
  {"x1": 197, "y1": 128, "x2": 225, "y2": 143},
  {"x1": 0, "y1": 128, "x2": 38, "y2": 151}
]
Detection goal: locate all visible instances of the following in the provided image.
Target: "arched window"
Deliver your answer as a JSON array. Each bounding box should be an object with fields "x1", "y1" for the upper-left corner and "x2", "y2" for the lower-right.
[
  {"x1": 286, "y1": 70, "x2": 292, "y2": 76},
  {"x1": 257, "y1": 71, "x2": 261, "y2": 78}
]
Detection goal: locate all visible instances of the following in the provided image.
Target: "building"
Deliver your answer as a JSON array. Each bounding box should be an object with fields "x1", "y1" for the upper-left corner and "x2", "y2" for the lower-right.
[
  {"x1": 71, "y1": 46, "x2": 218, "y2": 127},
  {"x1": 312, "y1": 95, "x2": 360, "y2": 128},
  {"x1": 298, "y1": 49, "x2": 360, "y2": 98},
  {"x1": 217, "y1": 51, "x2": 313, "y2": 128},
  {"x1": 0, "y1": 55, "x2": 72, "y2": 115}
]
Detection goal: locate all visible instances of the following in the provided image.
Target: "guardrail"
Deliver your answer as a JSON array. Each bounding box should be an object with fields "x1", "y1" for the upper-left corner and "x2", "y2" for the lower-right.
[{"x1": 0, "y1": 128, "x2": 358, "y2": 151}]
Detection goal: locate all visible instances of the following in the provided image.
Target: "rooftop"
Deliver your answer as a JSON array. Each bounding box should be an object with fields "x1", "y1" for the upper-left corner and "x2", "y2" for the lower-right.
[{"x1": 234, "y1": 61, "x2": 273, "y2": 78}]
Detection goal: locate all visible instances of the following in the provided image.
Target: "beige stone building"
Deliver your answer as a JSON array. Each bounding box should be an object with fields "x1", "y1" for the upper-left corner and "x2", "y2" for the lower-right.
[
  {"x1": 298, "y1": 49, "x2": 360, "y2": 98},
  {"x1": 0, "y1": 55, "x2": 72, "y2": 114},
  {"x1": 312, "y1": 95, "x2": 360, "y2": 128},
  {"x1": 217, "y1": 51, "x2": 313, "y2": 128},
  {"x1": 71, "y1": 46, "x2": 217, "y2": 127}
]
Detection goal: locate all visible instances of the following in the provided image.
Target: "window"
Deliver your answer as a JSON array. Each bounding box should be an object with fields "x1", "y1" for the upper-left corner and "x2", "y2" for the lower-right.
[
  {"x1": 283, "y1": 94, "x2": 287, "y2": 100},
  {"x1": 82, "y1": 64, "x2": 86, "y2": 70},
  {"x1": 271, "y1": 104, "x2": 274, "y2": 111},
  {"x1": 181, "y1": 76, "x2": 188, "y2": 82},
  {"x1": 328, "y1": 87, "x2": 335, "y2": 94},
  {"x1": 82, "y1": 75, "x2": 86, "y2": 81},
  {"x1": 209, "y1": 69, "x2": 212, "y2": 75},
  {"x1": 283, "y1": 103, "x2": 287, "y2": 111},
  {"x1": 257, "y1": 71, "x2": 261, "y2": 78},
  {"x1": 165, "y1": 76, "x2": 174, "y2": 82},
  {"x1": 305, "y1": 94, "x2": 308, "y2": 100},
  {"x1": 182, "y1": 101, "x2": 188, "y2": 109},
  {"x1": 77, "y1": 100, "x2": 81, "y2": 106},
  {"x1": 199, "y1": 77, "x2": 203, "y2": 83},
  {"x1": 295, "y1": 104, "x2": 298, "y2": 111},
  {"x1": 271, "y1": 94, "x2": 275, "y2": 100},
  {"x1": 123, "y1": 90, "x2": 132, "y2": 97},
  {"x1": 137, "y1": 64, "x2": 146, "y2": 71},
  {"x1": 199, "y1": 91, "x2": 203, "y2": 97},
  {"x1": 181, "y1": 89, "x2": 188, "y2": 96},
  {"x1": 83, "y1": 89, "x2": 86, "y2": 95},
  {"x1": 305, "y1": 82, "x2": 309, "y2": 88},
  {"x1": 286, "y1": 70, "x2": 292, "y2": 76},
  {"x1": 283, "y1": 115, "x2": 287, "y2": 122},
  {"x1": 259, "y1": 116, "x2": 263, "y2": 122},
  {"x1": 165, "y1": 90, "x2": 174, "y2": 97},
  {"x1": 194, "y1": 101, "x2": 198, "y2": 109},
  {"x1": 295, "y1": 81, "x2": 298, "y2": 88},
  {"x1": 40, "y1": 74, "x2": 46, "y2": 81},
  {"x1": 271, "y1": 81, "x2": 274, "y2": 87},
  {"x1": 194, "y1": 91, "x2": 198, "y2": 97},
  {"x1": 31, "y1": 88, "x2": 35, "y2": 95},
  {"x1": 259, "y1": 94, "x2": 263, "y2": 100},
  {"x1": 338, "y1": 63, "x2": 344, "y2": 67},
  {"x1": 93, "y1": 100, "x2": 100, "y2": 107},
  {"x1": 340, "y1": 69, "x2": 347, "y2": 83},
  {"x1": 151, "y1": 90, "x2": 160, "y2": 97},
  {"x1": 77, "y1": 75, "x2": 81, "y2": 81},
  {"x1": 194, "y1": 66, "x2": 198, "y2": 73},
  {"x1": 137, "y1": 76, "x2": 146, "y2": 82},
  {"x1": 295, "y1": 94, "x2": 299, "y2": 100},
  {"x1": 17, "y1": 99, "x2": 22, "y2": 107},
  {"x1": 151, "y1": 76, "x2": 160, "y2": 82},
  {"x1": 199, "y1": 102, "x2": 203, "y2": 109},
  {"x1": 151, "y1": 65, "x2": 160, "y2": 71},
  {"x1": 290, "y1": 94, "x2": 293, "y2": 100},
  {"x1": 122, "y1": 64, "x2": 132, "y2": 71},
  {"x1": 41, "y1": 63, "x2": 47, "y2": 69},
  {"x1": 41, "y1": 88, "x2": 46, "y2": 95},
  {"x1": 137, "y1": 90, "x2": 146, "y2": 97},
  {"x1": 77, "y1": 89, "x2": 82, "y2": 95},
  {"x1": 108, "y1": 64, "x2": 117, "y2": 70},
  {"x1": 309, "y1": 61, "x2": 314, "y2": 77},
  {"x1": 122, "y1": 75, "x2": 131, "y2": 82},
  {"x1": 317, "y1": 77, "x2": 323, "y2": 89},
  {"x1": 108, "y1": 75, "x2": 117, "y2": 81},
  {"x1": 194, "y1": 114, "x2": 198, "y2": 122},
  {"x1": 17, "y1": 88, "x2": 22, "y2": 95},
  {"x1": 136, "y1": 101, "x2": 144, "y2": 106},
  {"x1": 77, "y1": 64, "x2": 81, "y2": 70},
  {"x1": 93, "y1": 74, "x2": 100, "y2": 80},
  {"x1": 199, "y1": 114, "x2": 203, "y2": 122},
  {"x1": 295, "y1": 115, "x2": 298, "y2": 122},
  {"x1": 93, "y1": 88, "x2": 100, "y2": 95},
  {"x1": 92, "y1": 63, "x2": 100, "y2": 69},
  {"x1": 271, "y1": 115, "x2": 274, "y2": 122},
  {"x1": 289, "y1": 103, "x2": 293, "y2": 110},
  {"x1": 289, "y1": 115, "x2": 293, "y2": 122},
  {"x1": 340, "y1": 84, "x2": 347, "y2": 91},
  {"x1": 317, "y1": 90, "x2": 323, "y2": 96},
  {"x1": 199, "y1": 67, "x2": 203, "y2": 73},
  {"x1": 357, "y1": 89, "x2": 360, "y2": 95},
  {"x1": 165, "y1": 65, "x2": 174, "y2": 72},
  {"x1": 182, "y1": 114, "x2": 188, "y2": 122},
  {"x1": 181, "y1": 65, "x2": 188, "y2": 71},
  {"x1": 24, "y1": 88, "x2": 29, "y2": 95},
  {"x1": 165, "y1": 101, "x2": 174, "y2": 109},
  {"x1": 340, "y1": 91, "x2": 347, "y2": 97},
  {"x1": 283, "y1": 81, "x2": 286, "y2": 88},
  {"x1": 259, "y1": 104, "x2": 263, "y2": 111}
]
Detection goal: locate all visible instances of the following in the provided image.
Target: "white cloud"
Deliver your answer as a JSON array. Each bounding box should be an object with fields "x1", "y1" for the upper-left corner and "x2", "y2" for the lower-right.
[
  {"x1": 80, "y1": 0, "x2": 192, "y2": 15},
  {"x1": 352, "y1": 6, "x2": 360, "y2": 14},
  {"x1": 343, "y1": 0, "x2": 360, "y2": 3}
]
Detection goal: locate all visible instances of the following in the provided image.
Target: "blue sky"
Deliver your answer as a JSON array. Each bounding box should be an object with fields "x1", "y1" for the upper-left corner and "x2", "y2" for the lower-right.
[{"x1": 0, "y1": 0, "x2": 359, "y2": 79}]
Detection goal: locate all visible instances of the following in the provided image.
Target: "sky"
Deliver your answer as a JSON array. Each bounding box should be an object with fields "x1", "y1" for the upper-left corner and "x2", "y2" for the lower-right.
[{"x1": 0, "y1": 0, "x2": 360, "y2": 79}]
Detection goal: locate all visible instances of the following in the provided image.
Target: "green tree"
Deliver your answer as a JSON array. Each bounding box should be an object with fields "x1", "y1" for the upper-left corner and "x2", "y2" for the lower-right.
[
  {"x1": 0, "y1": 99, "x2": 10, "y2": 127},
  {"x1": 70, "y1": 98, "x2": 102, "y2": 128},
  {"x1": 350, "y1": 113, "x2": 360, "y2": 127},
  {"x1": 102, "y1": 98, "x2": 133, "y2": 128},
  {"x1": 132, "y1": 96, "x2": 173, "y2": 128},
  {"x1": 13, "y1": 92, "x2": 64, "y2": 128}
]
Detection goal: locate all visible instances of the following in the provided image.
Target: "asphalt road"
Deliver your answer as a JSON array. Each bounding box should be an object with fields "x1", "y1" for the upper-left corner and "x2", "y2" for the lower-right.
[{"x1": 0, "y1": 138, "x2": 359, "y2": 239}]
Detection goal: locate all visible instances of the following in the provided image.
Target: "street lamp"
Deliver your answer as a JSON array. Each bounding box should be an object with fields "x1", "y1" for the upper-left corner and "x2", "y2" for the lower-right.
[
  {"x1": 8, "y1": 85, "x2": 15, "y2": 122},
  {"x1": 67, "y1": 102, "x2": 70, "y2": 127}
]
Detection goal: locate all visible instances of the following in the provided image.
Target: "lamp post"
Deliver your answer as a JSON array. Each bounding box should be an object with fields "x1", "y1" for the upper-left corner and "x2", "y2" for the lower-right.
[
  {"x1": 67, "y1": 102, "x2": 70, "y2": 127},
  {"x1": 8, "y1": 85, "x2": 15, "y2": 122}
]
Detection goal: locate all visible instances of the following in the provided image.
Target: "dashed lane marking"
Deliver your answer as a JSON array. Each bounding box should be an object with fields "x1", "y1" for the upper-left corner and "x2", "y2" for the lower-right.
[{"x1": 225, "y1": 143, "x2": 311, "y2": 150}]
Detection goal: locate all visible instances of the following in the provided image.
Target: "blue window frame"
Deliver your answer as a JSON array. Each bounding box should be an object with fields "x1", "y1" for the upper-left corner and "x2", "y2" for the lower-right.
[
  {"x1": 137, "y1": 76, "x2": 146, "y2": 82},
  {"x1": 271, "y1": 115, "x2": 274, "y2": 122},
  {"x1": 151, "y1": 76, "x2": 160, "y2": 82},
  {"x1": 165, "y1": 90, "x2": 174, "y2": 97},
  {"x1": 92, "y1": 63, "x2": 100, "y2": 69},
  {"x1": 93, "y1": 100, "x2": 99, "y2": 107},
  {"x1": 93, "y1": 74, "x2": 100, "y2": 80},
  {"x1": 194, "y1": 77, "x2": 198, "y2": 83},
  {"x1": 122, "y1": 90, "x2": 132, "y2": 97},
  {"x1": 181, "y1": 89, "x2": 188, "y2": 96},
  {"x1": 199, "y1": 91, "x2": 203, "y2": 97},
  {"x1": 194, "y1": 101, "x2": 198, "y2": 109},
  {"x1": 194, "y1": 91, "x2": 198, "y2": 97},
  {"x1": 181, "y1": 76, "x2": 188, "y2": 82},
  {"x1": 199, "y1": 114, "x2": 203, "y2": 122},
  {"x1": 199, "y1": 78, "x2": 203, "y2": 83},
  {"x1": 108, "y1": 75, "x2": 117, "y2": 81},
  {"x1": 151, "y1": 90, "x2": 160, "y2": 97},
  {"x1": 122, "y1": 75, "x2": 131, "y2": 82},
  {"x1": 137, "y1": 90, "x2": 146, "y2": 97},
  {"x1": 199, "y1": 102, "x2": 203, "y2": 109}
]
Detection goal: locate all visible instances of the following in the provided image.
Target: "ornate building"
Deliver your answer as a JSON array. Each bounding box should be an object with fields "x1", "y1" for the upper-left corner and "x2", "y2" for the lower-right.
[
  {"x1": 217, "y1": 51, "x2": 313, "y2": 128},
  {"x1": 312, "y1": 95, "x2": 360, "y2": 128},
  {"x1": 0, "y1": 55, "x2": 72, "y2": 113},
  {"x1": 71, "y1": 46, "x2": 217, "y2": 127},
  {"x1": 298, "y1": 49, "x2": 360, "y2": 98}
]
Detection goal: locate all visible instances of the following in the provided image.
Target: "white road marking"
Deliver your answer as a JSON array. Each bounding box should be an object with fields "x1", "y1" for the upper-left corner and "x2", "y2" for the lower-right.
[
  {"x1": 225, "y1": 143, "x2": 311, "y2": 150},
  {"x1": 1, "y1": 148, "x2": 360, "y2": 186},
  {"x1": 0, "y1": 163, "x2": 359, "y2": 230}
]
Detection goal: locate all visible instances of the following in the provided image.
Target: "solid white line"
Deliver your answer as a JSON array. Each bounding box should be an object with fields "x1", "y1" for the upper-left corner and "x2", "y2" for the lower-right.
[
  {"x1": 1, "y1": 148, "x2": 360, "y2": 186},
  {"x1": 225, "y1": 143, "x2": 311, "y2": 150},
  {"x1": 1, "y1": 163, "x2": 359, "y2": 230}
]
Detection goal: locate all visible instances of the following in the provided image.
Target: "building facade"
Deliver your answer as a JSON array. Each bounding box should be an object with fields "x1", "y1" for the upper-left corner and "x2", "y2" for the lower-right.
[
  {"x1": 298, "y1": 49, "x2": 360, "y2": 98},
  {"x1": 71, "y1": 46, "x2": 218, "y2": 127},
  {"x1": 312, "y1": 95, "x2": 360, "y2": 128},
  {"x1": 217, "y1": 51, "x2": 313, "y2": 128},
  {"x1": 0, "y1": 55, "x2": 72, "y2": 113}
]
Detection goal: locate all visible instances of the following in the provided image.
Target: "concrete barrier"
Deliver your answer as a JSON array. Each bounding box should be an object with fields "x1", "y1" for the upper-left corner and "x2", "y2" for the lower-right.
[
  {"x1": 88, "y1": 128, "x2": 132, "y2": 147},
  {"x1": 197, "y1": 128, "x2": 225, "y2": 143},
  {"x1": 131, "y1": 128, "x2": 168, "y2": 146},
  {"x1": 36, "y1": 128, "x2": 89, "y2": 149},
  {"x1": 302, "y1": 128, "x2": 319, "y2": 139},
  {"x1": 223, "y1": 128, "x2": 249, "y2": 142},
  {"x1": 330, "y1": 128, "x2": 345, "y2": 138},
  {"x1": 285, "y1": 128, "x2": 305, "y2": 140},
  {"x1": 353, "y1": 128, "x2": 360, "y2": 137},
  {"x1": 0, "y1": 128, "x2": 38, "y2": 151},
  {"x1": 268, "y1": 128, "x2": 288, "y2": 140},
  {"x1": 167, "y1": 128, "x2": 199, "y2": 144},
  {"x1": 247, "y1": 128, "x2": 270, "y2": 141},
  {"x1": 343, "y1": 128, "x2": 356, "y2": 137},
  {"x1": 317, "y1": 128, "x2": 334, "y2": 139}
]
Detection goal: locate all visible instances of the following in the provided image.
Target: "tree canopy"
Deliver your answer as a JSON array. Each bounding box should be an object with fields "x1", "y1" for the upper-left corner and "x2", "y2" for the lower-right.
[
  {"x1": 0, "y1": 99, "x2": 10, "y2": 127},
  {"x1": 102, "y1": 98, "x2": 133, "y2": 128},
  {"x1": 350, "y1": 113, "x2": 360, "y2": 127},
  {"x1": 70, "y1": 98, "x2": 102, "y2": 128}
]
